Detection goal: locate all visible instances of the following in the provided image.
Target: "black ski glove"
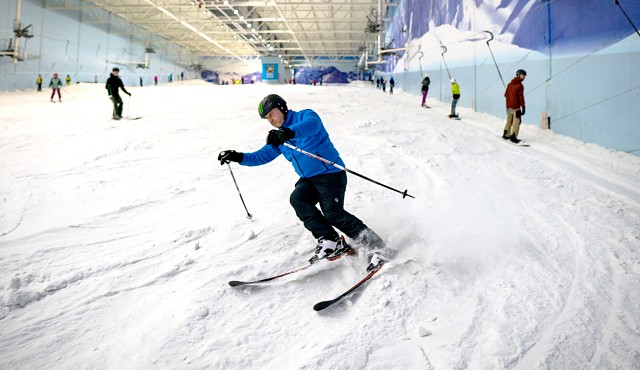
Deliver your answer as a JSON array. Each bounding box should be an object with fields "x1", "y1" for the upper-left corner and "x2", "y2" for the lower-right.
[
  {"x1": 266, "y1": 128, "x2": 294, "y2": 147},
  {"x1": 520, "y1": 107, "x2": 525, "y2": 116},
  {"x1": 218, "y1": 150, "x2": 243, "y2": 165}
]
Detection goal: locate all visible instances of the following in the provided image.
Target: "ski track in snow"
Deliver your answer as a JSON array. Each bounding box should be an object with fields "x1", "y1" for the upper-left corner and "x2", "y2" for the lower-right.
[{"x1": 0, "y1": 81, "x2": 639, "y2": 369}]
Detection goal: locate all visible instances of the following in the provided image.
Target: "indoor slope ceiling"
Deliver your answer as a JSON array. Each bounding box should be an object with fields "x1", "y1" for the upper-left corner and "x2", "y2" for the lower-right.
[{"x1": 45, "y1": 0, "x2": 395, "y2": 69}]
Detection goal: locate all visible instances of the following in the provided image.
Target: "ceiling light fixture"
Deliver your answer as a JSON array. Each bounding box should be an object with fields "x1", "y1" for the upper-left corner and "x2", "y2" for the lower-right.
[{"x1": 144, "y1": 0, "x2": 249, "y2": 65}]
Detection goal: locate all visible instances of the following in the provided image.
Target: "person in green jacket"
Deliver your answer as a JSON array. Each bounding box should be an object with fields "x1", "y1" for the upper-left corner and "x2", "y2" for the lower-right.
[
  {"x1": 49, "y1": 73, "x2": 63, "y2": 102},
  {"x1": 449, "y1": 78, "x2": 460, "y2": 118}
]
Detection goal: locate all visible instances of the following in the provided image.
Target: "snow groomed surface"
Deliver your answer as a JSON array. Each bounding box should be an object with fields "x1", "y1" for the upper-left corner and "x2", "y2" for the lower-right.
[{"x1": 1, "y1": 81, "x2": 639, "y2": 369}]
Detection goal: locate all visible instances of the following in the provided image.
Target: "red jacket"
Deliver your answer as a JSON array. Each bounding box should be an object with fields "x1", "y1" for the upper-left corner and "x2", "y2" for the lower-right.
[{"x1": 504, "y1": 77, "x2": 525, "y2": 109}]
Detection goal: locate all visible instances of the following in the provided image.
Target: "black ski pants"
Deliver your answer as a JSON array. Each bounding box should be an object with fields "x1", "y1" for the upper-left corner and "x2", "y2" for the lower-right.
[
  {"x1": 111, "y1": 94, "x2": 123, "y2": 117},
  {"x1": 290, "y1": 171, "x2": 366, "y2": 241}
]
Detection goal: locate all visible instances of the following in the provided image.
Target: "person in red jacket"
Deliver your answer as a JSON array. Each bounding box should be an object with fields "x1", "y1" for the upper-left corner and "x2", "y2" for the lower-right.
[{"x1": 502, "y1": 69, "x2": 527, "y2": 143}]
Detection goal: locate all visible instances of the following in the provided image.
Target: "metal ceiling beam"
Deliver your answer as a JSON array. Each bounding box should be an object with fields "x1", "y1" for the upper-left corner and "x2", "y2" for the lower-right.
[{"x1": 45, "y1": 0, "x2": 388, "y2": 69}]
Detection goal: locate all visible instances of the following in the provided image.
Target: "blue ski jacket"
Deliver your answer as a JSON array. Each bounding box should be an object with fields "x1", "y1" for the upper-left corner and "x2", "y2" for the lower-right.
[{"x1": 240, "y1": 109, "x2": 345, "y2": 178}]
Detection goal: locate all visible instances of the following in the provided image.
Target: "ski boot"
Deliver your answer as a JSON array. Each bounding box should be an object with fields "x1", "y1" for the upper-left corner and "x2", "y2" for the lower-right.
[
  {"x1": 366, "y1": 251, "x2": 387, "y2": 273},
  {"x1": 309, "y1": 235, "x2": 355, "y2": 264}
]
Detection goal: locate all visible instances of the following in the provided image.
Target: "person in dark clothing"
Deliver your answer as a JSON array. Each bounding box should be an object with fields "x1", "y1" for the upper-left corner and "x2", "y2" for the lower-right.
[
  {"x1": 218, "y1": 94, "x2": 387, "y2": 272},
  {"x1": 389, "y1": 76, "x2": 395, "y2": 94},
  {"x1": 503, "y1": 69, "x2": 527, "y2": 143},
  {"x1": 421, "y1": 73, "x2": 430, "y2": 107},
  {"x1": 106, "y1": 67, "x2": 131, "y2": 120}
]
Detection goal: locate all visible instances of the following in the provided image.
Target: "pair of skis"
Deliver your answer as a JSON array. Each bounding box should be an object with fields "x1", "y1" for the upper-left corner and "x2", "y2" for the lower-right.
[{"x1": 228, "y1": 252, "x2": 383, "y2": 311}]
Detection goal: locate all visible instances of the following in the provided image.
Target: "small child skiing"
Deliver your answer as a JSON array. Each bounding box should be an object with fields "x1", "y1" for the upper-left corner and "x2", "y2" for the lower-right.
[{"x1": 49, "y1": 73, "x2": 63, "y2": 102}]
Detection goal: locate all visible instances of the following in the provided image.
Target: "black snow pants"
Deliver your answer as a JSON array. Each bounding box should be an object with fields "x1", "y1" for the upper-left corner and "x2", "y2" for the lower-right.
[
  {"x1": 111, "y1": 94, "x2": 123, "y2": 117},
  {"x1": 289, "y1": 171, "x2": 384, "y2": 251}
]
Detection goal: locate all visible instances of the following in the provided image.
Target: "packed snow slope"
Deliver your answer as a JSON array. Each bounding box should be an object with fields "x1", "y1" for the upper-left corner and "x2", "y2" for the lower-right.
[{"x1": 1, "y1": 81, "x2": 639, "y2": 369}]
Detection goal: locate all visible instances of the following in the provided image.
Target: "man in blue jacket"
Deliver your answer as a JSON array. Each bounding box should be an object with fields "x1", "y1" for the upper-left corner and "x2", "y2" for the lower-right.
[{"x1": 218, "y1": 94, "x2": 386, "y2": 272}]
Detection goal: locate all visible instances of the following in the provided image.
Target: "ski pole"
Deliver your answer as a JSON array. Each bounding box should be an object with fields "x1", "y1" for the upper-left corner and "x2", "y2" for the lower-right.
[
  {"x1": 282, "y1": 142, "x2": 415, "y2": 199},
  {"x1": 127, "y1": 95, "x2": 131, "y2": 118},
  {"x1": 226, "y1": 163, "x2": 253, "y2": 219}
]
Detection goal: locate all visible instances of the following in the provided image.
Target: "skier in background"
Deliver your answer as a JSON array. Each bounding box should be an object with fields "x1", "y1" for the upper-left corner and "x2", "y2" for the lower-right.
[
  {"x1": 503, "y1": 69, "x2": 527, "y2": 144},
  {"x1": 449, "y1": 78, "x2": 460, "y2": 118},
  {"x1": 389, "y1": 76, "x2": 395, "y2": 94},
  {"x1": 154, "y1": 75, "x2": 158, "y2": 85},
  {"x1": 421, "y1": 73, "x2": 430, "y2": 107},
  {"x1": 36, "y1": 74, "x2": 42, "y2": 91},
  {"x1": 65, "y1": 75, "x2": 71, "y2": 86},
  {"x1": 49, "y1": 73, "x2": 63, "y2": 102},
  {"x1": 106, "y1": 67, "x2": 131, "y2": 120},
  {"x1": 217, "y1": 94, "x2": 387, "y2": 272}
]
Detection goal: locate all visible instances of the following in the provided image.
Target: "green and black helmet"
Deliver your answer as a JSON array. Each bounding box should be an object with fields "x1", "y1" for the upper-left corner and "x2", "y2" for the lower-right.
[{"x1": 258, "y1": 94, "x2": 288, "y2": 119}]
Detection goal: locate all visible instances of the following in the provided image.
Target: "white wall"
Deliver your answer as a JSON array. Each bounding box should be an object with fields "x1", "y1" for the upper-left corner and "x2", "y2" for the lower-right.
[{"x1": 0, "y1": 0, "x2": 193, "y2": 91}]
